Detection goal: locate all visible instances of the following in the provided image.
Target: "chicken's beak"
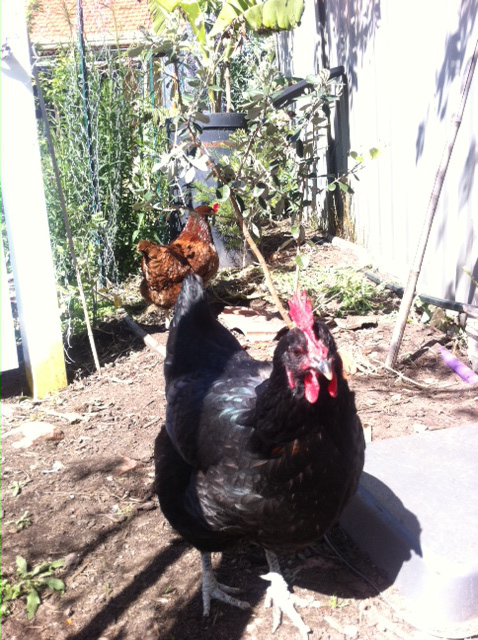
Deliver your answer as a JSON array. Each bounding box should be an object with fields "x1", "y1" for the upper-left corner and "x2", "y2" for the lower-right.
[{"x1": 316, "y1": 357, "x2": 334, "y2": 381}]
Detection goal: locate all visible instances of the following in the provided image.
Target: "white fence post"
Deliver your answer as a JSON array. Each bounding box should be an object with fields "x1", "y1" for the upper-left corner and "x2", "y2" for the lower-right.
[{"x1": 1, "y1": 0, "x2": 67, "y2": 397}]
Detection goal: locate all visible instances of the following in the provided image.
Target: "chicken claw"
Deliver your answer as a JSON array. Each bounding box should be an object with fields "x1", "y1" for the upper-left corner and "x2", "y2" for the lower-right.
[
  {"x1": 201, "y1": 553, "x2": 250, "y2": 616},
  {"x1": 262, "y1": 551, "x2": 311, "y2": 640}
]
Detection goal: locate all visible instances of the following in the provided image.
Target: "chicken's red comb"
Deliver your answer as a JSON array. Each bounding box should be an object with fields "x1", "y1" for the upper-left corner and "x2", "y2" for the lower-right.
[
  {"x1": 288, "y1": 290, "x2": 314, "y2": 331},
  {"x1": 212, "y1": 202, "x2": 220, "y2": 212}
]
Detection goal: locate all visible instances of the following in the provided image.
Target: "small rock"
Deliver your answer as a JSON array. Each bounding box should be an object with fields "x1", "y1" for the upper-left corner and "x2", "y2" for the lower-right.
[
  {"x1": 344, "y1": 624, "x2": 359, "y2": 638},
  {"x1": 5, "y1": 421, "x2": 58, "y2": 449},
  {"x1": 42, "y1": 460, "x2": 65, "y2": 474},
  {"x1": 136, "y1": 501, "x2": 157, "y2": 512},
  {"x1": 41, "y1": 427, "x2": 65, "y2": 443},
  {"x1": 413, "y1": 422, "x2": 428, "y2": 434},
  {"x1": 63, "y1": 412, "x2": 83, "y2": 424},
  {"x1": 1, "y1": 405, "x2": 16, "y2": 419},
  {"x1": 63, "y1": 553, "x2": 80, "y2": 571}
]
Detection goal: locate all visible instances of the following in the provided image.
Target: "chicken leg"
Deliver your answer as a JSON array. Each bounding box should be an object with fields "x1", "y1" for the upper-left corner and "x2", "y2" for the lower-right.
[
  {"x1": 261, "y1": 550, "x2": 311, "y2": 640},
  {"x1": 201, "y1": 552, "x2": 251, "y2": 616}
]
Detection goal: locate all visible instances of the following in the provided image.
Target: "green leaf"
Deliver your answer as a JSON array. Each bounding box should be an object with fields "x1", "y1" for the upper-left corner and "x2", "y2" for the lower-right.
[
  {"x1": 15, "y1": 556, "x2": 28, "y2": 577},
  {"x1": 246, "y1": 106, "x2": 263, "y2": 121},
  {"x1": 291, "y1": 224, "x2": 305, "y2": 242},
  {"x1": 188, "y1": 154, "x2": 209, "y2": 171},
  {"x1": 191, "y1": 121, "x2": 204, "y2": 133},
  {"x1": 216, "y1": 184, "x2": 230, "y2": 202},
  {"x1": 44, "y1": 578, "x2": 65, "y2": 592},
  {"x1": 251, "y1": 222, "x2": 260, "y2": 237},
  {"x1": 26, "y1": 588, "x2": 41, "y2": 620},
  {"x1": 243, "y1": 5, "x2": 264, "y2": 30},
  {"x1": 258, "y1": 196, "x2": 267, "y2": 210},
  {"x1": 274, "y1": 198, "x2": 285, "y2": 216},
  {"x1": 262, "y1": 0, "x2": 305, "y2": 30},
  {"x1": 209, "y1": 1, "x2": 247, "y2": 39},
  {"x1": 295, "y1": 254, "x2": 310, "y2": 269},
  {"x1": 338, "y1": 181, "x2": 350, "y2": 192},
  {"x1": 192, "y1": 112, "x2": 211, "y2": 123},
  {"x1": 180, "y1": 2, "x2": 207, "y2": 44},
  {"x1": 184, "y1": 166, "x2": 196, "y2": 183},
  {"x1": 235, "y1": 194, "x2": 246, "y2": 212},
  {"x1": 305, "y1": 73, "x2": 323, "y2": 85},
  {"x1": 30, "y1": 563, "x2": 48, "y2": 578},
  {"x1": 210, "y1": 0, "x2": 304, "y2": 38},
  {"x1": 154, "y1": 0, "x2": 181, "y2": 12},
  {"x1": 10, "y1": 482, "x2": 21, "y2": 497},
  {"x1": 369, "y1": 147, "x2": 380, "y2": 159},
  {"x1": 327, "y1": 183, "x2": 337, "y2": 191},
  {"x1": 290, "y1": 224, "x2": 300, "y2": 239}
]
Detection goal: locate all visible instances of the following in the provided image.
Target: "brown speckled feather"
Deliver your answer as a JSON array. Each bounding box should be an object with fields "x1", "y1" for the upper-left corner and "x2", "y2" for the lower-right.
[{"x1": 137, "y1": 208, "x2": 219, "y2": 310}]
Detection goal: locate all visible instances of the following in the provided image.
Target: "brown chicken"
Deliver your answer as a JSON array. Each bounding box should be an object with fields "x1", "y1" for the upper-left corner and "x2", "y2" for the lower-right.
[{"x1": 137, "y1": 204, "x2": 219, "y2": 312}]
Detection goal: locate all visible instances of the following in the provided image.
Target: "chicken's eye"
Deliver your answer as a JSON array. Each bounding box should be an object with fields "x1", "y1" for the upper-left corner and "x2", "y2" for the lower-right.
[{"x1": 290, "y1": 346, "x2": 303, "y2": 357}]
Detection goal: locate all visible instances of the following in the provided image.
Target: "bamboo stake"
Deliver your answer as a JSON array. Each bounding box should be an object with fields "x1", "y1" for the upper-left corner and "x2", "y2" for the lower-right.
[
  {"x1": 95, "y1": 290, "x2": 167, "y2": 358},
  {"x1": 123, "y1": 315, "x2": 166, "y2": 359},
  {"x1": 31, "y1": 42, "x2": 101, "y2": 374},
  {"x1": 385, "y1": 38, "x2": 478, "y2": 369}
]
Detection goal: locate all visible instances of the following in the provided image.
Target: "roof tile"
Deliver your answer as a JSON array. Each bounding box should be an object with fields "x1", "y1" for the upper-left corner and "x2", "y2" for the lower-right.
[{"x1": 29, "y1": 0, "x2": 153, "y2": 47}]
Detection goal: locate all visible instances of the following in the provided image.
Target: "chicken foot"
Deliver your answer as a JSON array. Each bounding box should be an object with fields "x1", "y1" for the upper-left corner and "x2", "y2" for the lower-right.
[
  {"x1": 201, "y1": 552, "x2": 251, "y2": 616},
  {"x1": 261, "y1": 550, "x2": 311, "y2": 640}
]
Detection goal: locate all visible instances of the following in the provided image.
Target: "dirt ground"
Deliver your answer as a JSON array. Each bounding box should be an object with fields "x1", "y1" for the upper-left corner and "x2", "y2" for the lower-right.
[{"x1": 1, "y1": 238, "x2": 477, "y2": 640}]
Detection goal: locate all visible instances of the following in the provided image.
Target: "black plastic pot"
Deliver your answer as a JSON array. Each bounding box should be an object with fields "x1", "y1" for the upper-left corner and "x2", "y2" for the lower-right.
[
  {"x1": 189, "y1": 112, "x2": 247, "y2": 205},
  {"x1": 170, "y1": 112, "x2": 248, "y2": 268},
  {"x1": 197, "y1": 111, "x2": 248, "y2": 146}
]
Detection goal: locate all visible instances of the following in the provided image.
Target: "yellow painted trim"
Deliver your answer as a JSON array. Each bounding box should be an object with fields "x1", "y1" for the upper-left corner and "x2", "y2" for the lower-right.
[{"x1": 25, "y1": 341, "x2": 67, "y2": 399}]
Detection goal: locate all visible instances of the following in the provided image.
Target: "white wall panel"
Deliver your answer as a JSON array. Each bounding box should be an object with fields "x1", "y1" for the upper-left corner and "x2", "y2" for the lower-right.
[{"x1": 290, "y1": 0, "x2": 477, "y2": 303}]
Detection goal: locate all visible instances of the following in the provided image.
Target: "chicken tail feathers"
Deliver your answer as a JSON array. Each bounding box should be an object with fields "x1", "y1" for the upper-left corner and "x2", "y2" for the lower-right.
[
  {"x1": 165, "y1": 274, "x2": 244, "y2": 385},
  {"x1": 170, "y1": 274, "x2": 205, "y2": 330}
]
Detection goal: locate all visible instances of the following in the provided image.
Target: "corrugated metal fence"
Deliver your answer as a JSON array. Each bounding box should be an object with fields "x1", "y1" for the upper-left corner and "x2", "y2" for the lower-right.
[{"x1": 280, "y1": 0, "x2": 477, "y2": 305}]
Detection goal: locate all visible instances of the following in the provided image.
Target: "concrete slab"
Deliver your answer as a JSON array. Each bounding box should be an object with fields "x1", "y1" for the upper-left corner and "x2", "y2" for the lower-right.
[{"x1": 340, "y1": 423, "x2": 478, "y2": 638}]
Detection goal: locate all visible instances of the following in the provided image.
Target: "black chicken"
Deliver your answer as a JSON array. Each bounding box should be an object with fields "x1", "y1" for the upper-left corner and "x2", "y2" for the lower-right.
[{"x1": 155, "y1": 274, "x2": 365, "y2": 638}]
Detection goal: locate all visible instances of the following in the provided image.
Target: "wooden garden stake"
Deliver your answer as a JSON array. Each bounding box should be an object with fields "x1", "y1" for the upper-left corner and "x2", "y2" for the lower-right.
[{"x1": 386, "y1": 38, "x2": 478, "y2": 369}]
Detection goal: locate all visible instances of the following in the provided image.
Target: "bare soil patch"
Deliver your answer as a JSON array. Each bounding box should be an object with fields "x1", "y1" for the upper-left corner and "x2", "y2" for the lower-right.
[{"x1": 2, "y1": 237, "x2": 477, "y2": 640}]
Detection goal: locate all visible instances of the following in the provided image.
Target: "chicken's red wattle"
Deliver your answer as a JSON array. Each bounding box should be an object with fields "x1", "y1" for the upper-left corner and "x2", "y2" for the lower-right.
[{"x1": 304, "y1": 370, "x2": 320, "y2": 403}]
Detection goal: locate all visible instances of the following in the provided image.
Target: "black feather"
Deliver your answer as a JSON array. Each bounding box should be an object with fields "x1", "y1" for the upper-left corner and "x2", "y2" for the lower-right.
[{"x1": 155, "y1": 274, "x2": 365, "y2": 553}]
